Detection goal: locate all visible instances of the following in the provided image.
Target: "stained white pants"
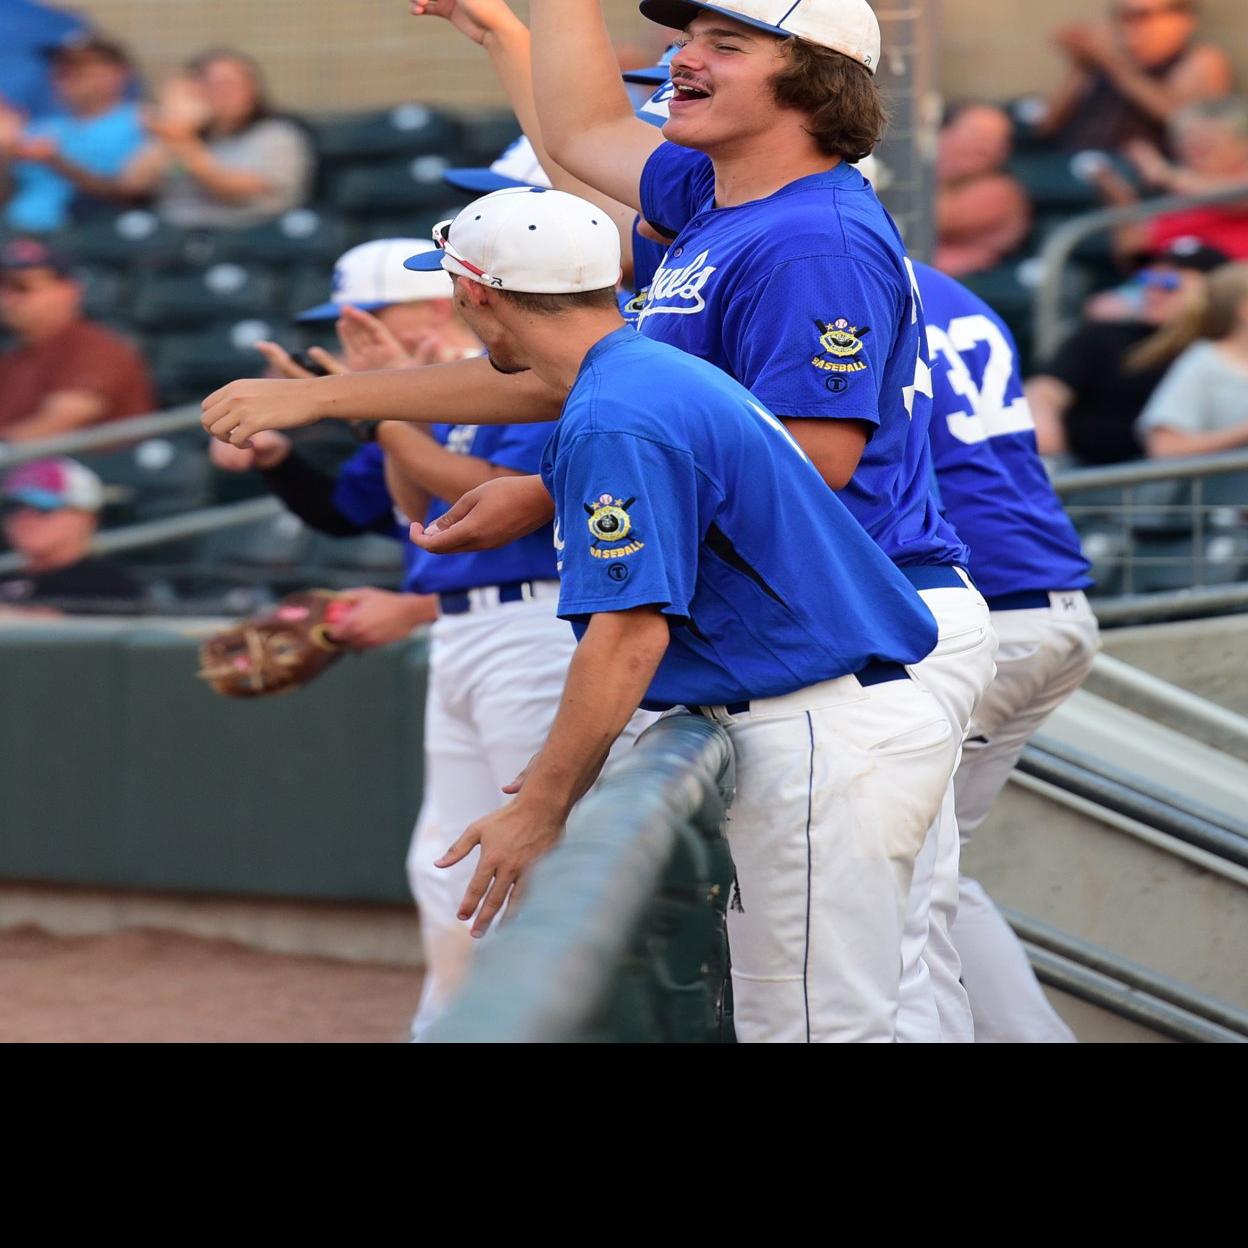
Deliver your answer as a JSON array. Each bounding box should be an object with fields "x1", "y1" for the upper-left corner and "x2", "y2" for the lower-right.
[
  {"x1": 952, "y1": 591, "x2": 1101, "y2": 1043},
  {"x1": 708, "y1": 671, "x2": 957, "y2": 1043},
  {"x1": 895, "y1": 572, "x2": 999, "y2": 1043}
]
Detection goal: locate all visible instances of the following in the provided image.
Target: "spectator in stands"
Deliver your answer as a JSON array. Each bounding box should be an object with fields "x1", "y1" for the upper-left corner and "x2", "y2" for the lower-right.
[
  {"x1": 1093, "y1": 97, "x2": 1248, "y2": 261},
  {"x1": 46, "y1": 48, "x2": 315, "y2": 229},
  {"x1": 935, "y1": 104, "x2": 1032, "y2": 278},
  {"x1": 0, "y1": 0, "x2": 88, "y2": 120},
  {"x1": 0, "y1": 457, "x2": 144, "y2": 615},
  {"x1": 0, "y1": 238, "x2": 155, "y2": 442},
  {"x1": 1037, "y1": 0, "x2": 1232, "y2": 156},
  {"x1": 0, "y1": 34, "x2": 144, "y2": 233},
  {"x1": 1136, "y1": 261, "x2": 1248, "y2": 456},
  {"x1": 1026, "y1": 238, "x2": 1228, "y2": 464}
]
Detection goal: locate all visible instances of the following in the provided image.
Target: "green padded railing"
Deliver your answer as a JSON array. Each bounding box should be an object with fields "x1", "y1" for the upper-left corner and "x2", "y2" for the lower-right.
[{"x1": 425, "y1": 713, "x2": 737, "y2": 1044}]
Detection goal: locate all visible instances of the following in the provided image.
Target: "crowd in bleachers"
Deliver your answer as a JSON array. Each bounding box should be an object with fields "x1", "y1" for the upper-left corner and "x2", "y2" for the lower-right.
[{"x1": 0, "y1": 0, "x2": 1245, "y2": 616}]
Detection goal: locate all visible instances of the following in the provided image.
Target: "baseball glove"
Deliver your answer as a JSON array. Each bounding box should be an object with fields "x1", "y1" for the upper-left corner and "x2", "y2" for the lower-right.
[{"x1": 197, "y1": 590, "x2": 352, "y2": 698}]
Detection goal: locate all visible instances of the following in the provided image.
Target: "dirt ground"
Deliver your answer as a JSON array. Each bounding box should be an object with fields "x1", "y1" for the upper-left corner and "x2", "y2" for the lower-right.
[{"x1": 0, "y1": 926, "x2": 424, "y2": 1043}]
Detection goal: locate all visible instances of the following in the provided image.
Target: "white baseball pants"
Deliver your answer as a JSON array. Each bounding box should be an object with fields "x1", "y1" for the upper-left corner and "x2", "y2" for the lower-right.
[
  {"x1": 952, "y1": 592, "x2": 1101, "y2": 1043},
  {"x1": 895, "y1": 572, "x2": 999, "y2": 1044},
  {"x1": 707, "y1": 671, "x2": 957, "y2": 1043},
  {"x1": 407, "y1": 586, "x2": 652, "y2": 1040}
]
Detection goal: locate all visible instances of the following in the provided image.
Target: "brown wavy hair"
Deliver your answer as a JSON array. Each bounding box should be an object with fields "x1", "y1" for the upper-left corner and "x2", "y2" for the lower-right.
[{"x1": 770, "y1": 39, "x2": 888, "y2": 163}]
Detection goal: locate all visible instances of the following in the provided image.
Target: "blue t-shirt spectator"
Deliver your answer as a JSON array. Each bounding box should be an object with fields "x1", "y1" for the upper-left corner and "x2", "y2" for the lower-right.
[{"x1": 7, "y1": 101, "x2": 143, "y2": 230}]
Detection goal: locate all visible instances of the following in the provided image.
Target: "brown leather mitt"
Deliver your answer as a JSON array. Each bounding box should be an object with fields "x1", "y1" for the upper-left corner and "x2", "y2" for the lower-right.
[{"x1": 197, "y1": 590, "x2": 352, "y2": 698}]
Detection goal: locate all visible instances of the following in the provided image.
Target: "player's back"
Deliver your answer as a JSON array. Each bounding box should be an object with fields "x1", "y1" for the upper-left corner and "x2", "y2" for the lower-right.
[
  {"x1": 546, "y1": 328, "x2": 938, "y2": 707},
  {"x1": 915, "y1": 262, "x2": 1092, "y2": 599}
]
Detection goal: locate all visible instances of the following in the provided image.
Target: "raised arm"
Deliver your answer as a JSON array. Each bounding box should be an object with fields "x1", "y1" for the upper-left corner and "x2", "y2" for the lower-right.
[
  {"x1": 529, "y1": 0, "x2": 663, "y2": 211},
  {"x1": 202, "y1": 355, "x2": 565, "y2": 444},
  {"x1": 410, "y1": 0, "x2": 645, "y2": 271}
]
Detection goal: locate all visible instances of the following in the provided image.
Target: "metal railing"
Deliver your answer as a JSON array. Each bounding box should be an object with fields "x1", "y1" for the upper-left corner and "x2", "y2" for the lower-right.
[
  {"x1": 0, "y1": 405, "x2": 206, "y2": 472},
  {"x1": 1033, "y1": 180, "x2": 1248, "y2": 362},
  {"x1": 1051, "y1": 449, "x2": 1248, "y2": 618},
  {"x1": 424, "y1": 713, "x2": 736, "y2": 1044}
]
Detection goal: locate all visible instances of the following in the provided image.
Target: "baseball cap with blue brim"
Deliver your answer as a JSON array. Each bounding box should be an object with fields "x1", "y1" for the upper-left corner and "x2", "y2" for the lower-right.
[
  {"x1": 638, "y1": 0, "x2": 881, "y2": 73},
  {"x1": 294, "y1": 238, "x2": 453, "y2": 322},
  {"x1": 404, "y1": 188, "x2": 622, "y2": 295}
]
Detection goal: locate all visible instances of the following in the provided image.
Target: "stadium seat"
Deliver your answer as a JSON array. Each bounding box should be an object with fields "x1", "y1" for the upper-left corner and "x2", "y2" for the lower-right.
[
  {"x1": 304, "y1": 531, "x2": 405, "y2": 575},
  {"x1": 1195, "y1": 469, "x2": 1248, "y2": 515},
  {"x1": 201, "y1": 209, "x2": 351, "y2": 268},
  {"x1": 344, "y1": 209, "x2": 467, "y2": 247},
  {"x1": 460, "y1": 109, "x2": 523, "y2": 164},
  {"x1": 1079, "y1": 525, "x2": 1126, "y2": 598},
  {"x1": 151, "y1": 319, "x2": 274, "y2": 406},
  {"x1": 85, "y1": 432, "x2": 213, "y2": 530},
  {"x1": 196, "y1": 511, "x2": 313, "y2": 571},
  {"x1": 77, "y1": 265, "x2": 127, "y2": 321},
  {"x1": 51, "y1": 210, "x2": 187, "y2": 269},
  {"x1": 1007, "y1": 152, "x2": 1101, "y2": 214},
  {"x1": 1124, "y1": 531, "x2": 1248, "y2": 595},
  {"x1": 325, "y1": 155, "x2": 460, "y2": 218},
  {"x1": 130, "y1": 264, "x2": 281, "y2": 331},
  {"x1": 312, "y1": 104, "x2": 464, "y2": 165}
]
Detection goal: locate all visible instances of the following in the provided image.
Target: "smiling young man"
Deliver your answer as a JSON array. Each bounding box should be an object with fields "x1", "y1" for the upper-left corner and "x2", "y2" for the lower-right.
[{"x1": 406, "y1": 186, "x2": 956, "y2": 1043}]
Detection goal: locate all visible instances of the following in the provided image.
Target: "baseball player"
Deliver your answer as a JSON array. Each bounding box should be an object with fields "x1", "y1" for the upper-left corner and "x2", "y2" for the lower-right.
[
  {"x1": 917, "y1": 260, "x2": 1100, "y2": 1043},
  {"x1": 200, "y1": 1, "x2": 997, "y2": 1039},
  {"x1": 407, "y1": 187, "x2": 956, "y2": 1043},
  {"x1": 216, "y1": 238, "x2": 608, "y2": 1038}
]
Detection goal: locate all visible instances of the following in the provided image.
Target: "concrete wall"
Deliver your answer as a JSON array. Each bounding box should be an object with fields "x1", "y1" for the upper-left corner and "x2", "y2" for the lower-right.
[{"x1": 69, "y1": 0, "x2": 1248, "y2": 115}]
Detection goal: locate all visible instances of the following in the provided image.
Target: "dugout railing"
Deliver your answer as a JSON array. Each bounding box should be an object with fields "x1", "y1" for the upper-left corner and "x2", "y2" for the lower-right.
[
  {"x1": 423, "y1": 713, "x2": 737, "y2": 1044},
  {"x1": 1050, "y1": 448, "x2": 1248, "y2": 623},
  {"x1": 1033, "y1": 180, "x2": 1248, "y2": 362}
]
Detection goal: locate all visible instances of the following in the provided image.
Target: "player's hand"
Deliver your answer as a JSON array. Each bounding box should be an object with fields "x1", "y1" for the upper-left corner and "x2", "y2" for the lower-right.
[
  {"x1": 408, "y1": 0, "x2": 521, "y2": 46},
  {"x1": 208, "y1": 429, "x2": 292, "y2": 472},
  {"x1": 328, "y1": 587, "x2": 438, "y2": 649},
  {"x1": 436, "y1": 797, "x2": 563, "y2": 937},
  {"x1": 201, "y1": 377, "x2": 325, "y2": 445},
  {"x1": 254, "y1": 339, "x2": 347, "y2": 380},
  {"x1": 336, "y1": 305, "x2": 414, "y2": 373},
  {"x1": 410, "y1": 474, "x2": 555, "y2": 553}
]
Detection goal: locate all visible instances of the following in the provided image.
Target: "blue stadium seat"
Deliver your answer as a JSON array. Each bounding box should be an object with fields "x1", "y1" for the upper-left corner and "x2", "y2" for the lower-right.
[
  {"x1": 196, "y1": 511, "x2": 312, "y2": 571},
  {"x1": 312, "y1": 105, "x2": 464, "y2": 164},
  {"x1": 325, "y1": 155, "x2": 460, "y2": 218},
  {"x1": 130, "y1": 264, "x2": 281, "y2": 330},
  {"x1": 304, "y1": 531, "x2": 405, "y2": 575},
  {"x1": 151, "y1": 319, "x2": 274, "y2": 406}
]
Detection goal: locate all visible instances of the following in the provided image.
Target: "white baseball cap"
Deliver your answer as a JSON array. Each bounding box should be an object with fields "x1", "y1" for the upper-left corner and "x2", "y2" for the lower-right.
[
  {"x1": 405, "y1": 188, "x2": 622, "y2": 296},
  {"x1": 638, "y1": 0, "x2": 881, "y2": 74},
  {"x1": 295, "y1": 238, "x2": 454, "y2": 322}
]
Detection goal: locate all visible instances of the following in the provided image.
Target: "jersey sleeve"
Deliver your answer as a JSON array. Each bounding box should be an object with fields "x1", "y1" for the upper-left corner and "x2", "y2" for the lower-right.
[
  {"x1": 481, "y1": 421, "x2": 556, "y2": 475},
  {"x1": 552, "y1": 429, "x2": 701, "y2": 621},
  {"x1": 639, "y1": 143, "x2": 713, "y2": 240},
  {"x1": 331, "y1": 445, "x2": 398, "y2": 531},
  {"x1": 723, "y1": 255, "x2": 906, "y2": 424}
]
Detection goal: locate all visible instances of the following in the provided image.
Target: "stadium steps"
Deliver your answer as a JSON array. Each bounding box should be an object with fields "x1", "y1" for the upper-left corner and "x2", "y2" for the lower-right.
[{"x1": 963, "y1": 680, "x2": 1248, "y2": 1039}]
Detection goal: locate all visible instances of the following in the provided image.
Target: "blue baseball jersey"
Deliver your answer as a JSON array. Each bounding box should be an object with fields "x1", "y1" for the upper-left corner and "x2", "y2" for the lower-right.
[
  {"x1": 638, "y1": 143, "x2": 967, "y2": 570},
  {"x1": 540, "y1": 328, "x2": 938, "y2": 710},
  {"x1": 332, "y1": 422, "x2": 559, "y2": 595},
  {"x1": 916, "y1": 263, "x2": 1092, "y2": 598}
]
